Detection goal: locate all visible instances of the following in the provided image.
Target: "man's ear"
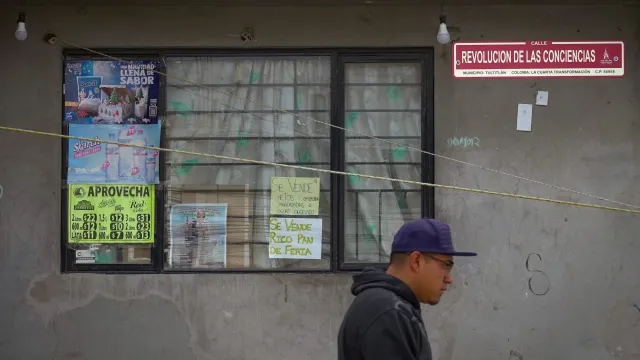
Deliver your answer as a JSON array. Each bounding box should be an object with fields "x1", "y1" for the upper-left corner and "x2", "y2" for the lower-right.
[{"x1": 408, "y1": 251, "x2": 423, "y2": 272}]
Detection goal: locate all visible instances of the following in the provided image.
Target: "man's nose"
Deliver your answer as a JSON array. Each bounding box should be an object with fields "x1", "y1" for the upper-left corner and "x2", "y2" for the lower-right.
[{"x1": 444, "y1": 273, "x2": 453, "y2": 284}]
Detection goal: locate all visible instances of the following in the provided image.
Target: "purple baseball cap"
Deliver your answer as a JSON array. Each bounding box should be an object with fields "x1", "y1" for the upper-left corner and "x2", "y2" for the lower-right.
[{"x1": 391, "y1": 218, "x2": 477, "y2": 256}]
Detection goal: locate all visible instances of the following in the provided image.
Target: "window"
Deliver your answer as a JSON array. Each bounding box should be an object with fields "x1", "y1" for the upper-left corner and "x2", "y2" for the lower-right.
[
  {"x1": 60, "y1": 49, "x2": 433, "y2": 273},
  {"x1": 61, "y1": 54, "x2": 164, "y2": 273},
  {"x1": 342, "y1": 61, "x2": 429, "y2": 267},
  {"x1": 163, "y1": 56, "x2": 333, "y2": 270}
]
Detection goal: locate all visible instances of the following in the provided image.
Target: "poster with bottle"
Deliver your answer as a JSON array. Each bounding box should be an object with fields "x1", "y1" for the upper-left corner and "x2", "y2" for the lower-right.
[
  {"x1": 64, "y1": 60, "x2": 161, "y2": 125},
  {"x1": 67, "y1": 123, "x2": 161, "y2": 184}
]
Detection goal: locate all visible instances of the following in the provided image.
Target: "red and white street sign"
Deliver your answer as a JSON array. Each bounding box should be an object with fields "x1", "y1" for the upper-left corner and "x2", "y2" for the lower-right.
[{"x1": 452, "y1": 41, "x2": 624, "y2": 79}]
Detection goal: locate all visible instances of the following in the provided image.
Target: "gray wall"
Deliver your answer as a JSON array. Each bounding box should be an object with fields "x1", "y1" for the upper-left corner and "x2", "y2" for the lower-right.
[{"x1": 1, "y1": 4, "x2": 639, "y2": 360}]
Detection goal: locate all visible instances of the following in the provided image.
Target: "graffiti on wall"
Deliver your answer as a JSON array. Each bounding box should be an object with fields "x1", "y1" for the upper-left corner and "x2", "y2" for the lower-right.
[{"x1": 447, "y1": 136, "x2": 480, "y2": 148}]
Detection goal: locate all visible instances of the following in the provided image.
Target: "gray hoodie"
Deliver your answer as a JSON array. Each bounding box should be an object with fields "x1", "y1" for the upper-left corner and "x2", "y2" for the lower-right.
[{"x1": 337, "y1": 267, "x2": 432, "y2": 360}]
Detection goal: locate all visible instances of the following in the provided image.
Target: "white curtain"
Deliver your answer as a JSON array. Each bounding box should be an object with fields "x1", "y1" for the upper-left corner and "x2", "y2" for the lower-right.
[{"x1": 164, "y1": 57, "x2": 422, "y2": 269}]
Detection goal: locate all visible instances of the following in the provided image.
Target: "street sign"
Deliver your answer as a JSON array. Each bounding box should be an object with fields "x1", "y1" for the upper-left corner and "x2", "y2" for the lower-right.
[{"x1": 452, "y1": 41, "x2": 624, "y2": 79}]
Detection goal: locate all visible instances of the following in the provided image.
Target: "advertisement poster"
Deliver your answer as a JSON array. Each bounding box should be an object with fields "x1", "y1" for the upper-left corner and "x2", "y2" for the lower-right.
[
  {"x1": 168, "y1": 204, "x2": 228, "y2": 269},
  {"x1": 67, "y1": 123, "x2": 161, "y2": 184},
  {"x1": 268, "y1": 217, "x2": 322, "y2": 259},
  {"x1": 270, "y1": 177, "x2": 320, "y2": 216},
  {"x1": 452, "y1": 41, "x2": 624, "y2": 78},
  {"x1": 68, "y1": 184, "x2": 155, "y2": 244},
  {"x1": 64, "y1": 60, "x2": 161, "y2": 124}
]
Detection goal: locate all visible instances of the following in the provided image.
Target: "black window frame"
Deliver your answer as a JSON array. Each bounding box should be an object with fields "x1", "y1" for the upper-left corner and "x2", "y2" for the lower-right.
[{"x1": 60, "y1": 47, "x2": 434, "y2": 274}]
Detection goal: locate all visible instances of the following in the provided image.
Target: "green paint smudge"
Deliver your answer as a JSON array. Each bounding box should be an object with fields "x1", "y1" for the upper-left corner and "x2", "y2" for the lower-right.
[
  {"x1": 391, "y1": 146, "x2": 408, "y2": 160},
  {"x1": 347, "y1": 170, "x2": 361, "y2": 188},
  {"x1": 364, "y1": 224, "x2": 377, "y2": 241},
  {"x1": 296, "y1": 148, "x2": 312, "y2": 163},
  {"x1": 296, "y1": 96, "x2": 303, "y2": 109},
  {"x1": 249, "y1": 72, "x2": 260, "y2": 84},
  {"x1": 345, "y1": 112, "x2": 360, "y2": 128},
  {"x1": 176, "y1": 158, "x2": 200, "y2": 176},
  {"x1": 387, "y1": 85, "x2": 400, "y2": 101},
  {"x1": 236, "y1": 130, "x2": 249, "y2": 149},
  {"x1": 397, "y1": 196, "x2": 408, "y2": 210},
  {"x1": 169, "y1": 100, "x2": 193, "y2": 118}
]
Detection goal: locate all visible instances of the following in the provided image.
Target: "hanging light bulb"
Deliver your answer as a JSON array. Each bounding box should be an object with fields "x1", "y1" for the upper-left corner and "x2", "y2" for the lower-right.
[
  {"x1": 436, "y1": 15, "x2": 450, "y2": 45},
  {"x1": 15, "y1": 12, "x2": 27, "y2": 41}
]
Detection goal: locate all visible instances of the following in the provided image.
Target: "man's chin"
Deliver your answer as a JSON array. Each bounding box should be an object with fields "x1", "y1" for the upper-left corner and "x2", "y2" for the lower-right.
[{"x1": 425, "y1": 298, "x2": 441, "y2": 306}]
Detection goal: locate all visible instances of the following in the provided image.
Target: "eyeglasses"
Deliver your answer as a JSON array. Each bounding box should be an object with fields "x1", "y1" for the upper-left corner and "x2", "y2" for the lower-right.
[{"x1": 423, "y1": 253, "x2": 454, "y2": 270}]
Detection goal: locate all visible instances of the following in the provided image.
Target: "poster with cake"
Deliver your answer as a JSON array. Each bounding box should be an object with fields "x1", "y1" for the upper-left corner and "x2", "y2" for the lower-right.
[
  {"x1": 64, "y1": 60, "x2": 161, "y2": 125},
  {"x1": 67, "y1": 123, "x2": 161, "y2": 184}
]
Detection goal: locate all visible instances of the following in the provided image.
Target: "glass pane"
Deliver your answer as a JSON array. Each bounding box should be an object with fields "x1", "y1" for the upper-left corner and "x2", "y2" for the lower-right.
[
  {"x1": 296, "y1": 86, "x2": 331, "y2": 110},
  {"x1": 345, "y1": 85, "x2": 421, "y2": 111},
  {"x1": 296, "y1": 58, "x2": 331, "y2": 84},
  {"x1": 344, "y1": 190, "x2": 422, "y2": 262},
  {"x1": 164, "y1": 56, "x2": 331, "y2": 271},
  {"x1": 167, "y1": 86, "x2": 296, "y2": 112},
  {"x1": 167, "y1": 163, "x2": 331, "y2": 189},
  {"x1": 345, "y1": 63, "x2": 421, "y2": 84},
  {"x1": 71, "y1": 244, "x2": 152, "y2": 265},
  {"x1": 343, "y1": 62, "x2": 424, "y2": 264},
  {"x1": 166, "y1": 112, "x2": 330, "y2": 139},
  {"x1": 344, "y1": 111, "x2": 420, "y2": 137},
  {"x1": 166, "y1": 58, "x2": 297, "y2": 85},
  {"x1": 167, "y1": 139, "x2": 330, "y2": 168},
  {"x1": 346, "y1": 139, "x2": 421, "y2": 163}
]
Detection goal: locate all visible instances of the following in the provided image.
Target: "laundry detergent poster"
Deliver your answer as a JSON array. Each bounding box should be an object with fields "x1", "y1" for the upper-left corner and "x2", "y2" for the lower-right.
[
  {"x1": 67, "y1": 123, "x2": 161, "y2": 184},
  {"x1": 64, "y1": 60, "x2": 161, "y2": 124}
]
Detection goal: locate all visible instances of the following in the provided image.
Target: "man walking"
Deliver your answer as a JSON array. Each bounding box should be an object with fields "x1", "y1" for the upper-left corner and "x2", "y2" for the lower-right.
[{"x1": 338, "y1": 218, "x2": 477, "y2": 360}]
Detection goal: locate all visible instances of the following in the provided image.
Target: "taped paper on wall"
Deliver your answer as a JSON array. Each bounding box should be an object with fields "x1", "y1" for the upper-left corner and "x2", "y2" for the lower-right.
[
  {"x1": 517, "y1": 104, "x2": 533, "y2": 132},
  {"x1": 270, "y1": 177, "x2": 320, "y2": 216},
  {"x1": 269, "y1": 217, "x2": 322, "y2": 259},
  {"x1": 536, "y1": 91, "x2": 549, "y2": 106}
]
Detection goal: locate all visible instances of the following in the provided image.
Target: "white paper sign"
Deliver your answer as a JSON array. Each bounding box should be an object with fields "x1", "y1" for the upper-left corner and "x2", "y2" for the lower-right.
[
  {"x1": 517, "y1": 104, "x2": 533, "y2": 132},
  {"x1": 75, "y1": 249, "x2": 96, "y2": 264},
  {"x1": 268, "y1": 217, "x2": 322, "y2": 259},
  {"x1": 535, "y1": 91, "x2": 549, "y2": 106}
]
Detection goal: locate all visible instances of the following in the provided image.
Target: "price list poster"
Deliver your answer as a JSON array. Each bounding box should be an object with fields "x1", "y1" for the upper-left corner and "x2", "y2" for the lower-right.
[{"x1": 68, "y1": 185, "x2": 155, "y2": 244}]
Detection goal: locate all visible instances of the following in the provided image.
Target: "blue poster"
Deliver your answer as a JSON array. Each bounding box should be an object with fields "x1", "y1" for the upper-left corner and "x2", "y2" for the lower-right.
[
  {"x1": 168, "y1": 204, "x2": 228, "y2": 269},
  {"x1": 64, "y1": 60, "x2": 161, "y2": 124},
  {"x1": 67, "y1": 123, "x2": 161, "y2": 184}
]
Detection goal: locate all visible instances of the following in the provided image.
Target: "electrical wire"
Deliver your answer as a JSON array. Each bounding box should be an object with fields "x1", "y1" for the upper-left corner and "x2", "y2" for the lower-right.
[{"x1": 1, "y1": 125, "x2": 638, "y2": 215}]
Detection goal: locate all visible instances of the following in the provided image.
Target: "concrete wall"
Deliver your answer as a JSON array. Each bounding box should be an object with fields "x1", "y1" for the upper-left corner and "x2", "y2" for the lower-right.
[{"x1": 1, "y1": 4, "x2": 639, "y2": 360}]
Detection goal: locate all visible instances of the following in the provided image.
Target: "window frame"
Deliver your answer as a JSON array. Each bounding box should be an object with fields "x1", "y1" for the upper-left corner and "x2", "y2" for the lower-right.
[
  {"x1": 60, "y1": 47, "x2": 434, "y2": 274},
  {"x1": 60, "y1": 50, "x2": 166, "y2": 274},
  {"x1": 336, "y1": 51, "x2": 435, "y2": 271}
]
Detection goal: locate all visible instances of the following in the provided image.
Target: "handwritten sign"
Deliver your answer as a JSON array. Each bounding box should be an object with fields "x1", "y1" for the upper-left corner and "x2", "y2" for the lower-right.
[
  {"x1": 269, "y1": 217, "x2": 322, "y2": 259},
  {"x1": 270, "y1": 177, "x2": 320, "y2": 215}
]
